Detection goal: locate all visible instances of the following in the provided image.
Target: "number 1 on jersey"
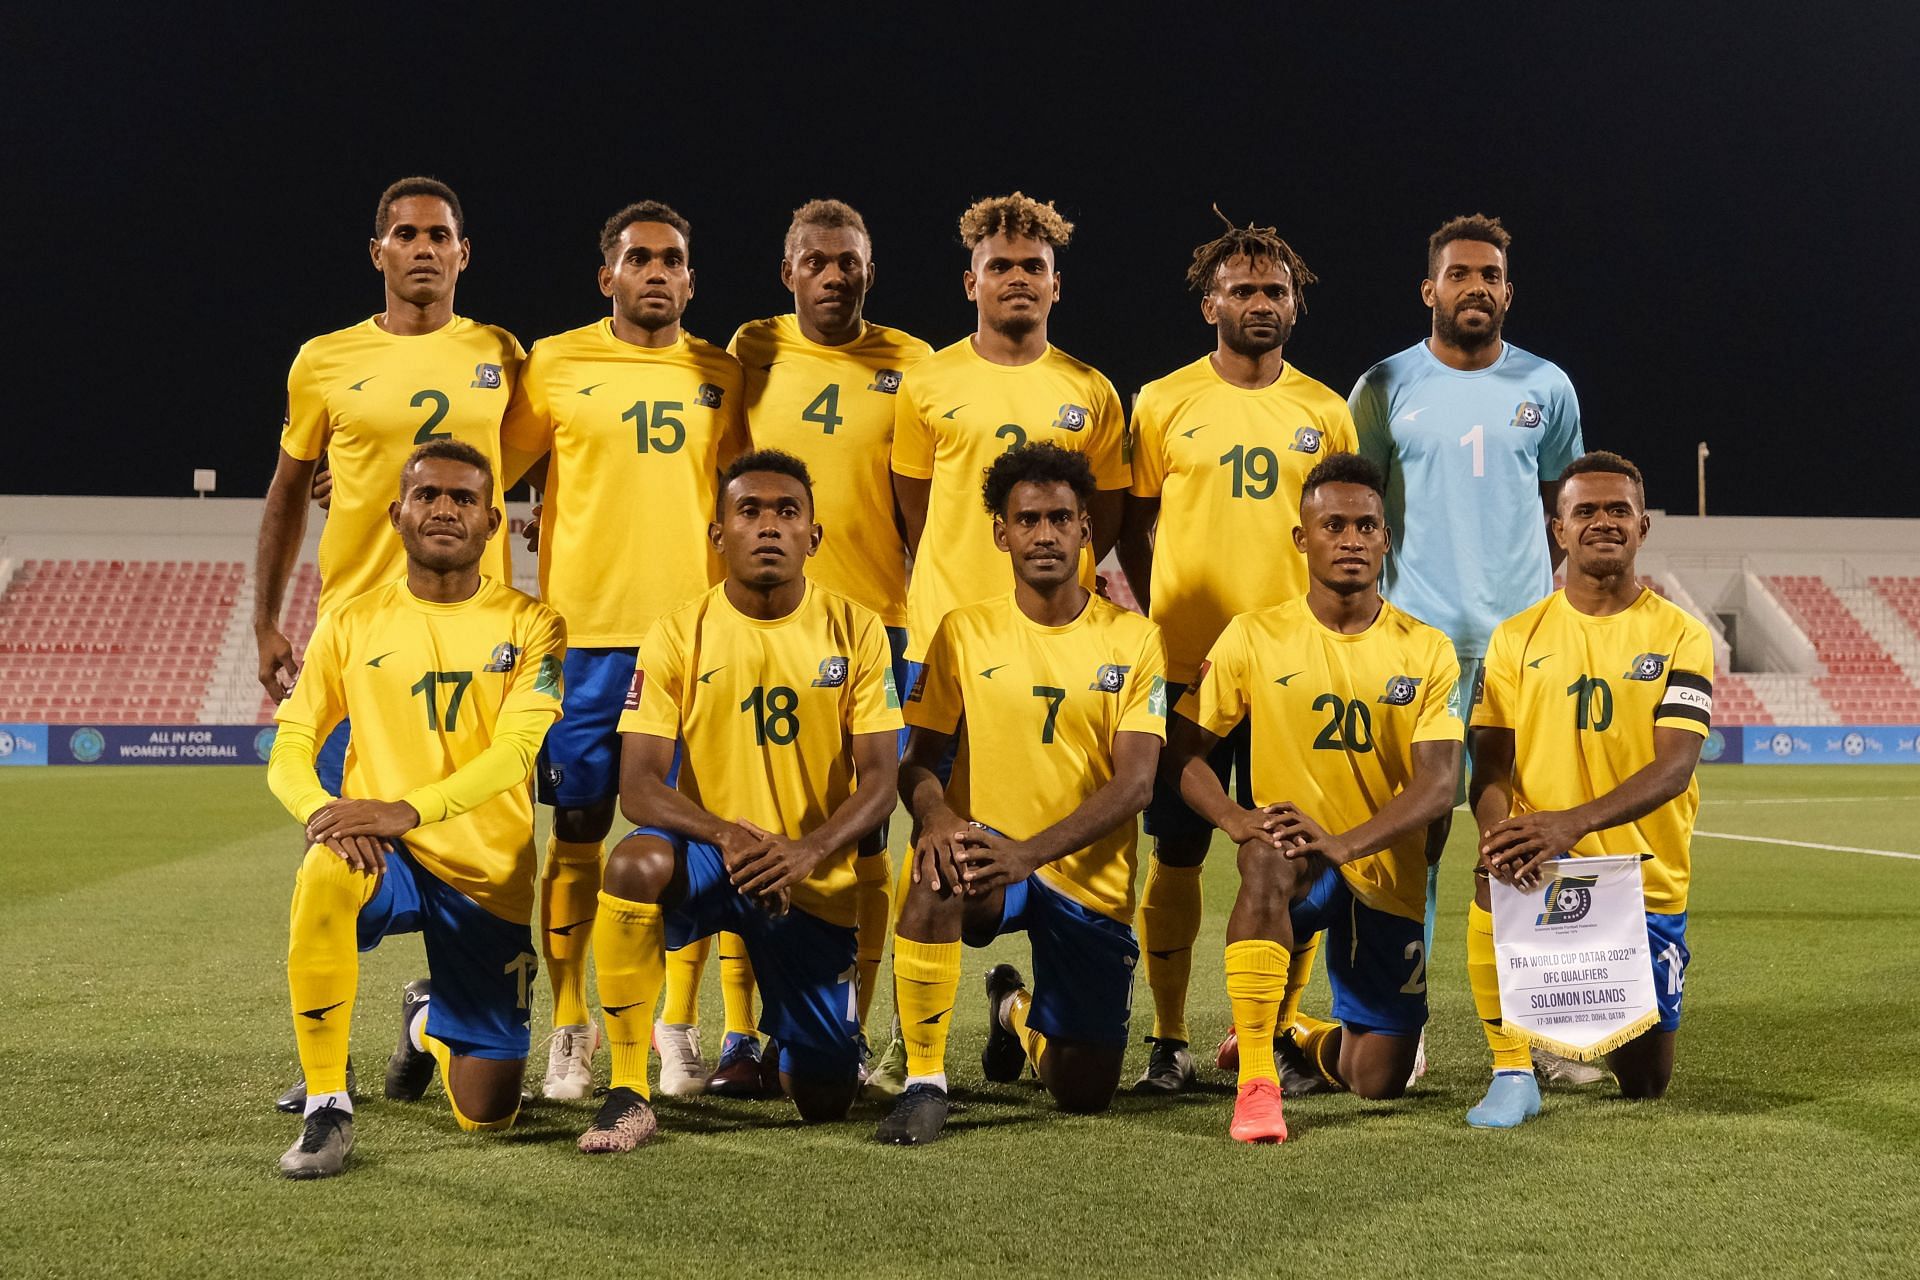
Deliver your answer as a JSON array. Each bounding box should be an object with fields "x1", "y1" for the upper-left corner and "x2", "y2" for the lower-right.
[{"x1": 1459, "y1": 424, "x2": 1485, "y2": 477}]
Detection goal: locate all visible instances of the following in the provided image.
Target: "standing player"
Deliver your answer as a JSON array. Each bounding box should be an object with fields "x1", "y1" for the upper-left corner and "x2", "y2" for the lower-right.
[
  {"x1": 578, "y1": 451, "x2": 902, "y2": 1152},
  {"x1": 256, "y1": 176, "x2": 526, "y2": 1112},
  {"x1": 1117, "y1": 215, "x2": 1356, "y2": 1093},
  {"x1": 1167, "y1": 453, "x2": 1461, "y2": 1143},
  {"x1": 268, "y1": 442, "x2": 564, "y2": 1178},
  {"x1": 1350, "y1": 214, "x2": 1586, "y2": 1080},
  {"x1": 890, "y1": 192, "x2": 1131, "y2": 697},
  {"x1": 1466, "y1": 451, "x2": 1712, "y2": 1127},
  {"x1": 502, "y1": 201, "x2": 749, "y2": 1100},
  {"x1": 876, "y1": 443, "x2": 1166, "y2": 1147},
  {"x1": 730, "y1": 199, "x2": 932, "y2": 1095}
]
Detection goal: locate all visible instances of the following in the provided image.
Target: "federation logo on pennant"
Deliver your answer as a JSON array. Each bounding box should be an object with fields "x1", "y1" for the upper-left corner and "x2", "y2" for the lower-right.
[
  {"x1": 1511, "y1": 400, "x2": 1544, "y2": 429},
  {"x1": 483, "y1": 642, "x2": 519, "y2": 673},
  {"x1": 622, "y1": 669, "x2": 644, "y2": 710},
  {"x1": 1624, "y1": 652, "x2": 1670, "y2": 681},
  {"x1": 1051, "y1": 403, "x2": 1090, "y2": 432},
  {"x1": 812, "y1": 656, "x2": 849, "y2": 688},
  {"x1": 1534, "y1": 873, "x2": 1600, "y2": 927},
  {"x1": 1378, "y1": 674, "x2": 1423, "y2": 706},
  {"x1": 868, "y1": 369, "x2": 903, "y2": 394},
  {"x1": 1289, "y1": 426, "x2": 1324, "y2": 454},
  {"x1": 471, "y1": 363, "x2": 504, "y2": 389},
  {"x1": 696, "y1": 382, "x2": 726, "y2": 408},
  {"x1": 1091, "y1": 663, "x2": 1130, "y2": 694}
]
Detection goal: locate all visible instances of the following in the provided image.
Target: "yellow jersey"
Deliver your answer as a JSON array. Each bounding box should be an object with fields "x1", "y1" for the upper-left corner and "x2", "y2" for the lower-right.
[
  {"x1": 1129, "y1": 356, "x2": 1359, "y2": 681},
  {"x1": 905, "y1": 592, "x2": 1168, "y2": 922},
  {"x1": 1471, "y1": 589, "x2": 1715, "y2": 912},
  {"x1": 281, "y1": 315, "x2": 522, "y2": 616},
  {"x1": 269, "y1": 577, "x2": 566, "y2": 922},
  {"x1": 618, "y1": 581, "x2": 903, "y2": 927},
  {"x1": 1177, "y1": 597, "x2": 1462, "y2": 922},
  {"x1": 890, "y1": 340, "x2": 1131, "y2": 660},
  {"x1": 730, "y1": 315, "x2": 933, "y2": 627},
  {"x1": 501, "y1": 321, "x2": 749, "y2": 647}
]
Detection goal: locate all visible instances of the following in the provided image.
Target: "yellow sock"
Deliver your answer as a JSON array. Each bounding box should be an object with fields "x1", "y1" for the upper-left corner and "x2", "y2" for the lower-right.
[
  {"x1": 593, "y1": 891, "x2": 666, "y2": 1096},
  {"x1": 540, "y1": 837, "x2": 603, "y2": 1028},
  {"x1": 1276, "y1": 932, "x2": 1322, "y2": 1030},
  {"x1": 1138, "y1": 857, "x2": 1203, "y2": 1044},
  {"x1": 287, "y1": 846, "x2": 379, "y2": 1096},
  {"x1": 1223, "y1": 939, "x2": 1288, "y2": 1086},
  {"x1": 892, "y1": 936, "x2": 961, "y2": 1080},
  {"x1": 853, "y1": 851, "x2": 894, "y2": 1038},
  {"x1": 1468, "y1": 900, "x2": 1532, "y2": 1071},
  {"x1": 1004, "y1": 988, "x2": 1048, "y2": 1073},
  {"x1": 1294, "y1": 1019, "x2": 1345, "y2": 1087},
  {"x1": 661, "y1": 934, "x2": 710, "y2": 1026},
  {"x1": 420, "y1": 1031, "x2": 519, "y2": 1133},
  {"x1": 718, "y1": 932, "x2": 757, "y2": 1038}
]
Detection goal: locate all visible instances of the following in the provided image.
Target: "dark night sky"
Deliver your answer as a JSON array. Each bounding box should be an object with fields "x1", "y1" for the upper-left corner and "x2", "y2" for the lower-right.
[{"x1": 7, "y1": 5, "x2": 1915, "y2": 516}]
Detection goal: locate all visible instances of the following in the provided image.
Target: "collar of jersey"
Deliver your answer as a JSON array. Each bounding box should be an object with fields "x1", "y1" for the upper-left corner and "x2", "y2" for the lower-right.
[
  {"x1": 361, "y1": 314, "x2": 463, "y2": 341},
  {"x1": 597, "y1": 318, "x2": 689, "y2": 357},
  {"x1": 1200, "y1": 353, "x2": 1296, "y2": 396},
  {"x1": 1299, "y1": 594, "x2": 1388, "y2": 643},
  {"x1": 715, "y1": 578, "x2": 813, "y2": 629},
  {"x1": 779, "y1": 312, "x2": 873, "y2": 354},
  {"x1": 1551, "y1": 585, "x2": 1653, "y2": 625},
  {"x1": 399, "y1": 576, "x2": 493, "y2": 614},
  {"x1": 1415, "y1": 337, "x2": 1513, "y2": 379},
  {"x1": 963, "y1": 336, "x2": 1053, "y2": 373},
  {"x1": 1006, "y1": 588, "x2": 1093, "y2": 635}
]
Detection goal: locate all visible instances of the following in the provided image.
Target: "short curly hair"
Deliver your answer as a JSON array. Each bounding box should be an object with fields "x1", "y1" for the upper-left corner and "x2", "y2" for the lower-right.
[
  {"x1": 1558, "y1": 450, "x2": 1645, "y2": 506},
  {"x1": 717, "y1": 448, "x2": 814, "y2": 518},
  {"x1": 600, "y1": 200, "x2": 692, "y2": 262},
  {"x1": 784, "y1": 198, "x2": 871, "y2": 259},
  {"x1": 981, "y1": 441, "x2": 1096, "y2": 516},
  {"x1": 374, "y1": 177, "x2": 464, "y2": 240},
  {"x1": 958, "y1": 192, "x2": 1075, "y2": 250},
  {"x1": 1427, "y1": 213, "x2": 1512, "y2": 277},
  {"x1": 401, "y1": 438, "x2": 493, "y2": 498},
  {"x1": 1300, "y1": 451, "x2": 1385, "y2": 511}
]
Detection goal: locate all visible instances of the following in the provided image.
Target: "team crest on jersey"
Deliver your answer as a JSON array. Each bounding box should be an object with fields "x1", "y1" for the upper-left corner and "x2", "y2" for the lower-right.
[
  {"x1": 868, "y1": 369, "x2": 903, "y2": 395},
  {"x1": 534, "y1": 655, "x2": 563, "y2": 698},
  {"x1": 812, "y1": 656, "x2": 849, "y2": 688},
  {"x1": 1091, "y1": 663, "x2": 1131, "y2": 694},
  {"x1": 482, "y1": 642, "x2": 519, "y2": 673},
  {"x1": 471, "y1": 363, "x2": 504, "y2": 389},
  {"x1": 1377, "y1": 674, "x2": 1423, "y2": 706},
  {"x1": 1624, "y1": 652, "x2": 1670, "y2": 681},
  {"x1": 623, "y1": 669, "x2": 644, "y2": 710},
  {"x1": 1510, "y1": 400, "x2": 1544, "y2": 429},
  {"x1": 1289, "y1": 426, "x2": 1324, "y2": 454},
  {"x1": 1052, "y1": 403, "x2": 1090, "y2": 432},
  {"x1": 696, "y1": 382, "x2": 726, "y2": 409}
]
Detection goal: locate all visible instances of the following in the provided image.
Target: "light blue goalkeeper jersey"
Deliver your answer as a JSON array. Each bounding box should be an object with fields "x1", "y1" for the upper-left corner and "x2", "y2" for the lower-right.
[{"x1": 1350, "y1": 340, "x2": 1583, "y2": 660}]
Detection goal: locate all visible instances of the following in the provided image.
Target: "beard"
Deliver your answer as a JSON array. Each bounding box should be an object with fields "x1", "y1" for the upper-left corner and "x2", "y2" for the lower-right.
[
  {"x1": 1221, "y1": 314, "x2": 1292, "y2": 360},
  {"x1": 1434, "y1": 298, "x2": 1504, "y2": 350},
  {"x1": 620, "y1": 295, "x2": 685, "y2": 333},
  {"x1": 987, "y1": 307, "x2": 1042, "y2": 343}
]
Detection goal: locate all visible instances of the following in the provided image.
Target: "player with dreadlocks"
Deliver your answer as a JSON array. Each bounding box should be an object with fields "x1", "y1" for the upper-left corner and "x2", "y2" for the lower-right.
[{"x1": 1117, "y1": 210, "x2": 1358, "y2": 1093}]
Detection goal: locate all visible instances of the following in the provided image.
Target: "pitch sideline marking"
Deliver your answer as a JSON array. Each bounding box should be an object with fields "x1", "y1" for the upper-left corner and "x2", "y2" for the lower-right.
[
  {"x1": 1701, "y1": 794, "x2": 1916, "y2": 805},
  {"x1": 1696, "y1": 829, "x2": 1920, "y2": 863}
]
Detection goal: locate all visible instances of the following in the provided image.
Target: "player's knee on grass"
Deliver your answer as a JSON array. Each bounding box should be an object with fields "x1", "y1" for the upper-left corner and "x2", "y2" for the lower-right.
[
  {"x1": 602, "y1": 833, "x2": 679, "y2": 904},
  {"x1": 1340, "y1": 1032, "x2": 1418, "y2": 1101},
  {"x1": 1153, "y1": 829, "x2": 1210, "y2": 870},
  {"x1": 446, "y1": 1055, "x2": 527, "y2": 1131},
  {"x1": 553, "y1": 796, "x2": 617, "y2": 845},
  {"x1": 1609, "y1": 1030, "x2": 1676, "y2": 1100},
  {"x1": 1040, "y1": 1043, "x2": 1124, "y2": 1114},
  {"x1": 781, "y1": 1044, "x2": 860, "y2": 1122}
]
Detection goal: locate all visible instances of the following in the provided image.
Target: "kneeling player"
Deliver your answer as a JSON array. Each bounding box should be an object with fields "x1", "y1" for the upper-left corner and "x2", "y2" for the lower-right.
[
  {"x1": 579, "y1": 451, "x2": 902, "y2": 1152},
  {"x1": 876, "y1": 443, "x2": 1166, "y2": 1146},
  {"x1": 269, "y1": 442, "x2": 566, "y2": 1178},
  {"x1": 1167, "y1": 453, "x2": 1461, "y2": 1143},
  {"x1": 1465, "y1": 450, "x2": 1713, "y2": 1127}
]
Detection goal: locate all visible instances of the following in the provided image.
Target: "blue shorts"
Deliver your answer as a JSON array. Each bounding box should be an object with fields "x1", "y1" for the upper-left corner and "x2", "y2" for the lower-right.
[
  {"x1": 316, "y1": 719, "x2": 350, "y2": 796},
  {"x1": 1290, "y1": 867, "x2": 1427, "y2": 1037},
  {"x1": 537, "y1": 647, "x2": 636, "y2": 809},
  {"x1": 962, "y1": 873, "x2": 1139, "y2": 1049},
  {"x1": 885, "y1": 626, "x2": 911, "y2": 757},
  {"x1": 357, "y1": 846, "x2": 537, "y2": 1060},
  {"x1": 641, "y1": 828, "x2": 862, "y2": 1083},
  {"x1": 1646, "y1": 909, "x2": 1690, "y2": 1033},
  {"x1": 1143, "y1": 680, "x2": 1251, "y2": 841}
]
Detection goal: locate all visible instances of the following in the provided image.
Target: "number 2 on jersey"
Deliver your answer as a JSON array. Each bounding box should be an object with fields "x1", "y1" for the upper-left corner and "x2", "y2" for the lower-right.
[{"x1": 411, "y1": 389, "x2": 451, "y2": 443}]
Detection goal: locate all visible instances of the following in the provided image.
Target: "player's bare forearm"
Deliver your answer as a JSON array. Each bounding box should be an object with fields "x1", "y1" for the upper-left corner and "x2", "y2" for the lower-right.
[
  {"x1": 1468, "y1": 726, "x2": 1517, "y2": 837},
  {"x1": 899, "y1": 725, "x2": 958, "y2": 826},
  {"x1": 1169, "y1": 714, "x2": 1248, "y2": 835},
  {"x1": 254, "y1": 450, "x2": 318, "y2": 630},
  {"x1": 1531, "y1": 729, "x2": 1702, "y2": 847},
  {"x1": 1286, "y1": 739, "x2": 1460, "y2": 865},
  {"x1": 617, "y1": 732, "x2": 735, "y2": 845},
  {"x1": 1115, "y1": 495, "x2": 1158, "y2": 615},
  {"x1": 1088, "y1": 488, "x2": 1125, "y2": 562},
  {"x1": 792, "y1": 731, "x2": 901, "y2": 868},
  {"x1": 892, "y1": 473, "x2": 931, "y2": 558},
  {"x1": 1018, "y1": 730, "x2": 1158, "y2": 865}
]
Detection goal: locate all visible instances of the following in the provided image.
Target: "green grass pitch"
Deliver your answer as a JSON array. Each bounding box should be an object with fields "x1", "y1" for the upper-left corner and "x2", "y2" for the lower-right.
[{"x1": 2, "y1": 764, "x2": 1917, "y2": 1278}]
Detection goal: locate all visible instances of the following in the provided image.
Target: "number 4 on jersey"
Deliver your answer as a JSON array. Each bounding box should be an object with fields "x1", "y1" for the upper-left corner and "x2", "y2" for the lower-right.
[{"x1": 803, "y1": 384, "x2": 844, "y2": 435}]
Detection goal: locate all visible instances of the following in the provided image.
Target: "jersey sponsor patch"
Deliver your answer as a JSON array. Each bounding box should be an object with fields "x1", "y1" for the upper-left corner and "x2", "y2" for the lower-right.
[
  {"x1": 470, "y1": 362, "x2": 504, "y2": 389},
  {"x1": 1471, "y1": 664, "x2": 1486, "y2": 707},
  {"x1": 696, "y1": 382, "x2": 726, "y2": 409},
  {"x1": 1091, "y1": 663, "x2": 1130, "y2": 693},
  {"x1": 483, "y1": 641, "x2": 519, "y2": 673},
  {"x1": 1510, "y1": 400, "x2": 1545, "y2": 429},
  {"x1": 1147, "y1": 675, "x2": 1168, "y2": 718},
  {"x1": 623, "y1": 668, "x2": 644, "y2": 710},
  {"x1": 1624, "y1": 652, "x2": 1670, "y2": 681},
  {"x1": 1052, "y1": 403, "x2": 1090, "y2": 432},
  {"x1": 1658, "y1": 670, "x2": 1713, "y2": 726},
  {"x1": 812, "y1": 655, "x2": 849, "y2": 688},
  {"x1": 906, "y1": 667, "x2": 926, "y2": 703},
  {"x1": 868, "y1": 369, "x2": 903, "y2": 394},
  {"x1": 1377, "y1": 674, "x2": 1423, "y2": 706},
  {"x1": 883, "y1": 667, "x2": 901, "y2": 710},
  {"x1": 534, "y1": 654, "x2": 564, "y2": 698},
  {"x1": 1289, "y1": 426, "x2": 1324, "y2": 454}
]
